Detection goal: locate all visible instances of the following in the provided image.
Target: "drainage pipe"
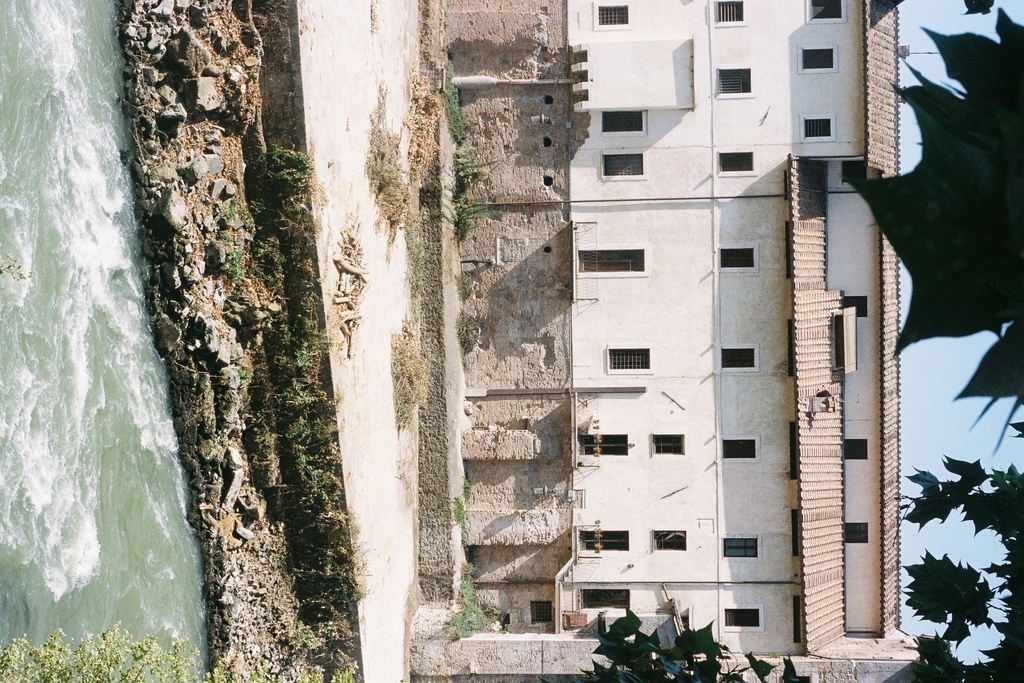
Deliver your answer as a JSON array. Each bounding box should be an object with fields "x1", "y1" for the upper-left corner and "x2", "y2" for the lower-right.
[{"x1": 451, "y1": 76, "x2": 575, "y2": 89}]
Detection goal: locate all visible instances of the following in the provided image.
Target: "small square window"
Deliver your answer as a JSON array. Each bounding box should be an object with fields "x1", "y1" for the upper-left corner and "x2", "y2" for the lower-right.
[
  {"x1": 602, "y1": 111, "x2": 644, "y2": 133},
  {"x1": 844, "y1": 439, "x2": 868, "y2": 460},
  {"x1": 721, "y1": 347, "x2": 755, "y2": 368},
  {"x1": 842, "y1": 295, "x2": 868, "y2": 317},
  {"x1": 578, "y1": 249, "x2": 646, "y2": 273},
  {"x1": 720, "y1": 248, "x2": 755, "y2": 269},
  {"x1": 842, "y1": 160, "x2": 868, "y2": 181},
  {"x1": 580, "y1": 529, "x2": 630, "y2": 551},
  {"x1": 580, "y1": 434, "x2": 629, "y2": 456},
  {"x1": 654, "y1": 530, "x2": 687, "y2": 550},
  {"x1": 653, "y1": 434, "x2": 684, "y2": 454},
  {"x1": 718, "y1": 68, "x2": 751, "y2": 94},
  {"x1": 725, "y1": 608, "x2": 760, "y2": 628},
  {"x1": 804, "y1": 118, "x2": 833, "y2": 138},
  {"x1": 716, "y1": 1, "x2": 744, "y2": 22},
  {"x1": 724, "y1": 537, "x2": 758, "y2": 557},
  {"x1": 609, "y1": 348, "x2": 650, "y2": 370},
  {"x1": 801, "y1": 48, "x2": 835, "y2": 70},
  {"x1": 597, "y1": 5, "x2": 630, "y2": 25},
  {"x1": 531, "y1": 600, "x2": 553, "y2": 623},
  {"x1": 719, "y1": 152, "x2": 754, "y2": 172},
  {"x1": 582, "y1": 589, "x2": 630, "y2": 608},
  {"x1": 845, "y1": 522, "x2": 869, "y2": 543},
  {"x1": 603, "y1": 153, "x2": 644, "y2": 176},
  {"x1": 723, "y1": 439, "x2": 756, "y2": 459},
  {"x1": 810, "y1": 0, "x2": 842, "y2": 20}
]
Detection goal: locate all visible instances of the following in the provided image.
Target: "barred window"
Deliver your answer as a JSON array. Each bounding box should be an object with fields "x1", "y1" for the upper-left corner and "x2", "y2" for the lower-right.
[
  {"x1": 531, "y1": 600, "x2": 553, "y2": 623},
  {"x1": 580, "y1": 433, "x2": 629, "y2": 456},
  {"x1": 578, "y1": 249, "x2": 645, "y2": 273},
  {"x1": 844, "y1": 522, "x2": 869, "y2": 543},
  {"x1": 804, "y1": 118, "x2": 832, "y2": 138},
  {"x1": 716, "y1": 1, "x2": 744, "y2": 22},
  {"x1": 609, "y1": 348, "x2": 650, "y2": 370},
  {"x1": 720, "y1": 248, "x2": 755, "y2": 268},
  {"x1": 602, "y1": 111, "x2": 644, "y2": 133},
  {"x1": 844, "y1": 439, "x2": 868, "y2": 460},
  {"x1": 582, "y1": 589, "x2": 630, "y2": 608},
  {"x1": 654, "y1": 531, "x2": 687, "y2": 550},
  {"x1": 801, "y1": 48, "x2": 834, "y2": 70},
  {"x1": 580, "y1": 529, "x2": 629, "y2": 551},
  {"x1": 597, "y1": 5, "x2": 629, "y2": 25},
  {"x1": 810, "y1": 0, "x2": 842, "y2": 20},
  {"x1": 653, "y1": 434, "x2": 684, "y2": 454},
  {"x1": 723, "y1": 439, "x2": 756, "y2": 459},
  {"x1": 718, "y1": 68, "x2": 751, "y2": 94},
  {"x1": 719, "y1": 152, "x2": 754, "y2": 172},
  {"x1": 603, "y1": 153, "x2": 644, "y2": 176},
  {"x1": 721, "y1": 347, "x2": 755, "y2": 368},
  {"x1": 725, "y1": 608, "x2": 760, "y2": 628},
  {"x1": 724, "y1": 537, "x2": 758, "y2": 557}
]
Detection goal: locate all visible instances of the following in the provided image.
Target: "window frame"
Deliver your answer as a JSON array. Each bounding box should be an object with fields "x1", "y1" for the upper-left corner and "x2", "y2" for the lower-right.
[
  {"x1": 722, "y1": 436, "x2": 759, "y2": 461},
  {"x1": 579, "y1": 433, "x2": 630, "y2": 456},
  {"x1": 594, "y1": 3, "x2": 633, "y2": 30},
  {"x1": 807, "y1": 0, "x2": 846, "y2": 23},
  {"x1": 581, "y1": 588, "x2": 631, "y2": 609},
  {"x1": 714, "y1": 0, "x2": 746, "y2": 26},
  {"x1": 798, "y1": 45, "x2": 839, "y2": 73},
  {"x1": 723, "y1": 535, "x2": 760, "y2": 559},
  {"x1": 577, "y1": 246, "x2": 649, "y2": 277},
  {"x1": 580, "y1": 529, "x2": 630, "y2": 551},
  {"x1": 531, "y1": 600, "x2": 554, "y2": 623},
  {"x1": 844, "y1": 438, "x2": 869, "y2": 460},
  {"x1": 719, "y1": 344, "x2": 759, "y2": 372},
  {"x1": 717, "y1": 150, "x2": 756, "y2": 176},
  {"x1": 716, "y1": 67, "x2": 754, "y2": 98},
  {"x1": 601, "y1": 110, "x2": 647, "y2": 137},
  {"x1": 845, "y1": 522, "x2": 869, "y2": 544},
  {"x1": 723, "y1": 605, "x2": 765, "y2": 632},
  {"x1": 652, "y1": 434, "x2": 685, "y2": 455},
  {"x1": 719, "y1": 244, "x2": 759, "y2": 272},
  {"x1": 801, "y1": 115, "x2": 836, "y2": 141},
  {"x1": 607, "y1": 347, "x2": 653, "y2": 374},
  {"x1": 653, "y1": 530, "x2": 688, "y2": 551},
  {"x1": 601, "y1": 150, "x2": 647, "y2": 180}
]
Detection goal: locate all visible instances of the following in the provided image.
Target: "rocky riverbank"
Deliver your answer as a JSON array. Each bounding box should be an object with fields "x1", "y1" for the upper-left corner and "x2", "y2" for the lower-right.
[{"x1": 114, "y1": 0, "x2": 359, "y2": 677}]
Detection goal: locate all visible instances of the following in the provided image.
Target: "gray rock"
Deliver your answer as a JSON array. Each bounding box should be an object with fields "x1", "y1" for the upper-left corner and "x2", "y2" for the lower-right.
[
  {"x1": 151, "y1": 163, "x2": 177, "y2": 184},
  {"x1": 164, "y1": 29, "x2": 211, "y2": 77},
  {"x1": 156, "y1": 103, "x2": 187, "y2": 124},
  {"x1": 151, "y1": 0, "x2": 175, "y2": 18},
  {"x1": 223, "y1": 183, "x2": 236, "y2": 197},
  {"x1": 204, "y1": 154, "x2": 223, "y2": 174},
  {"x1": 188, "y1": 5, "x2": 207, "y2": 27},
  {"x1": 156, "y1": 84, "x2": 177, "y2": 104},
  {"x1": 179, "y1": 155, "x2": 209, "y2": 185},
  {"x1": 160, "y1": 262, "x2": 181, "y2": 290},
  {"x1": 202, "y1": 320, "x2": 220, "y2": 355},
  {"x1": 234, "y1": 522, "x2": 254, "y2": 540},
  {"x1": 158, "y1": 188, "x2": 188, "y2": 232},
  {"x1": 142, "y1": 66, "x2": 160, "y2": 85},
  {"x1": 152, "y1": 312, "x2": 181, "y2": 355},
  {"x1": 202, "y1": 64, "x2": 224, "y2": 77},
  {"x1": 210, "y1": 178, "x2": 227, "y2": 198},
  {"x1": 147, "y1": 33, "x2": 165, "y2": 52},
  {"x1": 183, "y1": 77, "x2": 222, "y2": 112},
  {"x1": 206, "y1": 241, "x2": 227, "y2": 269}
]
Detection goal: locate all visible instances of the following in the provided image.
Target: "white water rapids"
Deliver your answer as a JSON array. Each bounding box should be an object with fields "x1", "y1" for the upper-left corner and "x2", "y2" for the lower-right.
[{"x1": 0, "y1": 0, "x2": 205, "y2": 650}]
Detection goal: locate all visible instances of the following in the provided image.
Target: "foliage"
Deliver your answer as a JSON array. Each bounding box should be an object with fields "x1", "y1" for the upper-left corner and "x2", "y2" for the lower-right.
[
  {"x1": 391, "y1": 321, "x2": 429, "y2": 430},
  {"x1": 448, "y1": 564, "x2": 488, "y2": 639},
  {"x1": 451, "y1": 149, "x2": 499, "y2": 240},
  {"x1": 444, "y1": 65, "x2": 467, "y2": 146},
  {"x1": 366, "y1": 87, "x2": 412, "y2": 248},
  {"x1": 851, "y1": 10, "x2": 1024, "y2": 419},
  {"x1": 554, "y1": 611, "x2": 800, "y2": 683},
  {"x1": 0, "y1": 254, "x2": 28, "y2": 284},
  {"x1": 456, "y1": 312, "x2": 480, "y2": 354}
]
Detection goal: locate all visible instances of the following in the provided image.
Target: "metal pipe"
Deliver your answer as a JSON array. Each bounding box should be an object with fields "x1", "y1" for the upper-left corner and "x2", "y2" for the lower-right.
[{"x1": 452, "y1": 76, "x2": 575, "y2": 90}]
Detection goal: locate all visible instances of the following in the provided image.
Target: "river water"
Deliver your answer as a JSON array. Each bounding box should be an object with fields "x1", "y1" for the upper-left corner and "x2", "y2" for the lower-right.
[{"x1": 0, "y1": 0, "x2": 205, "y2": 651}]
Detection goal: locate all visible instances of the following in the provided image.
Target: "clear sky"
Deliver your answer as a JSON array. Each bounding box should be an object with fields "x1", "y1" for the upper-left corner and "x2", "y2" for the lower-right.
[{"x1": 896, "y1": 0, "x2": 1017, "y2": 659}]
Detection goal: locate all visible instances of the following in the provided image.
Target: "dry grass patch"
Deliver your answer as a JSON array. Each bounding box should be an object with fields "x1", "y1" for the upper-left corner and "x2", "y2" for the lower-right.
[
  {"x1": 366, "y1": 86, "x2": 412, "y2": 249},
  {"x1": 391, "y1": 320, "x2": 429, "y2": 430},
  {"x1": 406, "y1": 72, "x2": 442, "y2": 177}
]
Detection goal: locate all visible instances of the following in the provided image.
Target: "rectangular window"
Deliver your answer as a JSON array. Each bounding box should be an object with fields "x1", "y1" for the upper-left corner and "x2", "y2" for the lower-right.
[
  {"x1": 716, "y1": 0, "x2": 744, "y2": 22},
  {"x1": 804, "y1": 117, "x2": 833, "y2": 138},
  {"x1": 609, "y1": 348, "x2": 650, "y2": 370},
  {"x1": 844, "y1": 438, "x2": 868, "y2": 460},
  {"x1": 725, "y1": 608, "x2": 760, "y2": 628},
  {"x1": 787, "y1": 320, "x2": 795, "y2": 377},
  {"x1": 845, "y1": 522, "x2": 869, "y2": 543},
  {"x1": 653, "y1": 434, "x2": 684, "y2": 454},
  {"x1": 580, "y1": 529, "x2": 630, "y2": 551},
  {"x1": 793, "y1": 596, "x2": 802, "y2": 643},
  {"x1": 785, "y1": 221, "x2": 794, "y2": 278},
  {"x1": 723, "y1": 439, "x2": 756, "y2": 459},
  {"x1": 719, "y1": 152, "x2": 754, "y2": 172},
  {"x1": 603, "y1": 153, "x2": 644, "y2": 176},
  {"x1": 721, "y1": 347, "x2": 755, "y2": 368},
  {"x1": 578, "y1": 249, "x2": 645, "y2": 273},
  {"x1": 842, "y1": 160, "x2": 868, "y2": 181},
  {"x1": 582, "y1": 589, "x2": 630, "y2": 609},
  {"x1": 810, "y1": 0, "x2": 842, "y2": 20},
  {"x1": 718, "y1": 68, "x2": 752, "y2": 94},
  {"x1": 597, "y1": 5, "x2": 630, "y2": 25},
  {"x1": 723, "y1": 537, "x2": 758, "y2": 557},
  {"x1": 789, "y1": 421, "x2": 798, "y2": 479},
  {"x1": 602, "y1": 111, "x2": 644, "y2": 133},
  {"x1": 801, "y1": 47, "x2": 835, "y2": 70},
  {"x1": 531, "y1": 600, "x2": 553, "y2": 623},
  {"x1": 720, "y1": 248, "x2": 755, "y2": 269},
  {"x1": 791, "y1": 509, "x2": 800, "y2": 556},
  {"x1": 580, "y1": 434, "x2": 629, "y2": 456},
  {"x1": 654, "y1": 530, "x2": 688, "y2": 550},
  {"x1": 842, "y1": 295, "x2": 868, "y2": 317}
]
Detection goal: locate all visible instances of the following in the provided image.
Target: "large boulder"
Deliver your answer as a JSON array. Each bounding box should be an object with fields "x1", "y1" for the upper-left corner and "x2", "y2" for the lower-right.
[
  {"x1": 164, "y1": 29, "x2": 211, "y2": 77},
  {"x1": 183, "y1": 77, "x2": 223, "y2": 112},
  {"x1": 157, "y1": 188, "x2": 188, "y2": 232}
]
